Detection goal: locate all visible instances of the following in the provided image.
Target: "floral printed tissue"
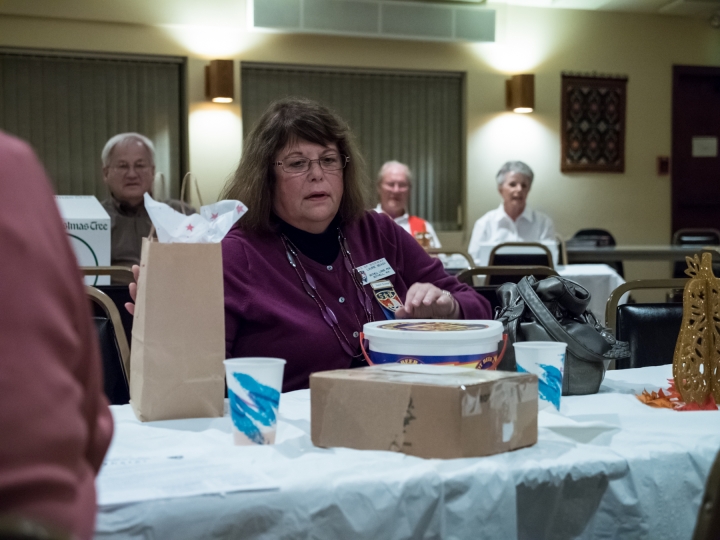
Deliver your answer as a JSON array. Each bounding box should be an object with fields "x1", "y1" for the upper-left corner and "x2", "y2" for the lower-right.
[{"x1": 144, "y1": 192, "x2": 247, "y2": 243}]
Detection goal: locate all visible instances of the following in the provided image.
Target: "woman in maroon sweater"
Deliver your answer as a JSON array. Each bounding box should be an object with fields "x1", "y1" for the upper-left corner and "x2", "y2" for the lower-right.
[
  {"x1": 217, "y1": 98, "x2": 492, "y2": 392},
  {"x1": 129, "y1": 98, "x2": 491, "y2": 391}
]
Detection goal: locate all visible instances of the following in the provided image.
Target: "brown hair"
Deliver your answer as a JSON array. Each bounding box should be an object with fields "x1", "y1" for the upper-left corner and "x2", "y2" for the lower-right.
[{"x1": 219, "y1": 97, "x2": 369, "y2": 233}]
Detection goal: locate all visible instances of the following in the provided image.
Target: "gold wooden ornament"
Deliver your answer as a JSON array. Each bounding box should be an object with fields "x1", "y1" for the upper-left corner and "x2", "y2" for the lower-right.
[{"x1": 672, "y1": 253, "x2": 720, "y2": 404}]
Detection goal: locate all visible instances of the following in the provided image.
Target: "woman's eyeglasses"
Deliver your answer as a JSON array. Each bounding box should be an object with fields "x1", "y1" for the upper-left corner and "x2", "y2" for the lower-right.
[{"x1": 274, "y1": 154, "x2": 349, "y2": 174}]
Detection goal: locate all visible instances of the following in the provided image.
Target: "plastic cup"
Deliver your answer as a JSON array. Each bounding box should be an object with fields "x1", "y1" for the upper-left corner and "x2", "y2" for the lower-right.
[
  {"x1": 223, "y1": 357, "x2": 286, "y2": 446},
  {"x1": 513, "y1": 342, "x2": 567, "y2": 411}
]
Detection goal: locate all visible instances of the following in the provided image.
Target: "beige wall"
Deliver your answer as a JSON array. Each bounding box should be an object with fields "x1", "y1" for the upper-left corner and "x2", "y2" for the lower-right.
[{"x1": 1, "y1": 3, "x2": 719, "y2": 276}]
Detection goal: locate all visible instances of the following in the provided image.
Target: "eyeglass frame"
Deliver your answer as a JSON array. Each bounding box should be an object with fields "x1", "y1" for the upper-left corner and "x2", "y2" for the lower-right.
[
  {"x1": 273, "y1": 154, "x2": 350, "y2": 174},
  {"x1": 108, "y1": 162, "x2": 153, "y2": 175}
]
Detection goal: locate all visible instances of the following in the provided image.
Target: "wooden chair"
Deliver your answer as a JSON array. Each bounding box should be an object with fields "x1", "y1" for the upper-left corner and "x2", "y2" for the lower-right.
[
  {"x1": 605, "y1": 279, "x2": 687, "y2": 370},
  {"x1": 456, "y1": 265, "x2": 559, "y2": 287},
  {"x1": 87, "y1": 286, "x2": 130, "y2": 405},
  {"x1": 692, "y1": 448, "x2": 720, "y2": 540}
]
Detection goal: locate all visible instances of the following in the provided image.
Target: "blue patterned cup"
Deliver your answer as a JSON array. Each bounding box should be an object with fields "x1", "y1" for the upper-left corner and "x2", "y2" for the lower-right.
[
  {"x1": 513, "y1": 342, "x2": 567, "y2": 411},
  {"x1": 223, "y1": 358, "x2": 286, "y2": 445}
]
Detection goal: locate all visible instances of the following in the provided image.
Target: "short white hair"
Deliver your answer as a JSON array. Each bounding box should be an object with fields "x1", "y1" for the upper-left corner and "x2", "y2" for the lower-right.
[
  {"x1": 377, "y1": 160, "x2": 412, "y2": 186},
  {"x1": 496, "y1": 161, "x2": 533, "y2": 187},
  {"x1": 101, "y1": 133, "x2": 155, "y2": 167}
]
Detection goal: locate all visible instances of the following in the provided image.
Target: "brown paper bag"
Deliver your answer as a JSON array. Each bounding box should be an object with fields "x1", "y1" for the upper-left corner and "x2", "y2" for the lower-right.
[{"x1": 130, "y1": 237, "x2": 225, "y2": 421}]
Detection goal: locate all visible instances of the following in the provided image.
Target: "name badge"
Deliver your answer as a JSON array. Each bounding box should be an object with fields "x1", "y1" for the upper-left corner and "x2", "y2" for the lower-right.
[{"x1": 355, "y1": 258, "x2": 395, "y2": 285}]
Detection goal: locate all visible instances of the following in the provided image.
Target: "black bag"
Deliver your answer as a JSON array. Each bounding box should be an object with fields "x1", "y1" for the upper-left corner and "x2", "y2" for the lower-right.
[{"x1": 495, "y1": 275, "x2": 630, "y2": 395}]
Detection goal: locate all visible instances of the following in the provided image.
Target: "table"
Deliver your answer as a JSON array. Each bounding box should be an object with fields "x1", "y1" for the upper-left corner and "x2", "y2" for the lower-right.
[
  {"x1": 95, "y1": 365, "x2": 720, "y2": 540},
  {"x1": 566, "y1": 245, "x2": 720, "y2": 264},
  {"x1": 556, "y1": 264, "x2": 626, "y2": 326}
]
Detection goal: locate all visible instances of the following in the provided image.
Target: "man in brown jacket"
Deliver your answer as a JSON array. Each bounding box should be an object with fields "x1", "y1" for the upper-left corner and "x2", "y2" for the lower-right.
[{"x1": 101, "y1": 132, "x2": 194, "y2": 271}]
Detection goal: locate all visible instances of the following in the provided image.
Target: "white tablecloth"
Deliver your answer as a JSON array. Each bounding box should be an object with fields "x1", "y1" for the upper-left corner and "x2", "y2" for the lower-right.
[
  {"x1": 95, "y1": 365, "x2": 720, "y2": 540},
  {"x1": 556, "y1": 264, "x2": 626, "y2": 326}
]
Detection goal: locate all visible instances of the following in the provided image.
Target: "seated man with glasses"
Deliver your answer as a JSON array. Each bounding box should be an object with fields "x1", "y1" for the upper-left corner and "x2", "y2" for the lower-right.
[{"x1": 101, "y1": 133, "x2": 195, "y2": 274}]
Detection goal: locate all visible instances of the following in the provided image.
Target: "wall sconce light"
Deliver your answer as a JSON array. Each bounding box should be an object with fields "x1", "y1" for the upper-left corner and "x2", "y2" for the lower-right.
[
  {"x1": 205, "y1": 59, "x2": 234, "y2": 103},
  {"x1": 506, "y1": 74, "x2": 534, "y2": 113}
]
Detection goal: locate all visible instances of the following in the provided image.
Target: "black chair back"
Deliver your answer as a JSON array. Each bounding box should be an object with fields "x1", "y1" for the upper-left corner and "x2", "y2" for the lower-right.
[
  {"x1": 456, "y1": 266, "x2": 559, "y2": 287},
  {"x1": 614, "y1": 303, "x2": 683, "y2": 370},
  {"x1": 487, "y1": 256, "x2": 550, "y2": 285},
  {"x1": 569, "y1": 228, "x2": 617, "y2": 246},
  {"x1": 94, "y1": 285, "x2": 134, "y2": 346},
  {"x1": 93, "y1": 317, "x2": 130, "y2": 405},
  {"x1": 569, "y1": 228, "x2": 624, "y2": 277},
  {"x1": 86, "y1": 286, "x2": 130, "y2": 405},
  {"x1": 672, "y1": 228, "x2": 720, "y2": 279}
]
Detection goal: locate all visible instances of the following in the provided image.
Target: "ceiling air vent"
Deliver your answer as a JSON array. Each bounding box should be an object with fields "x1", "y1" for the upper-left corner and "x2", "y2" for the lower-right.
[{"x1": 251, "y1": 0, "x2": 495, "y2": 42}]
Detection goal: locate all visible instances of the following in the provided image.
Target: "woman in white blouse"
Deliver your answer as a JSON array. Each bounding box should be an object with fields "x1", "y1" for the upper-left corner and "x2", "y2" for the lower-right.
[{"x1": 467, "y1": 161, "x2": 556, "y2": 264}]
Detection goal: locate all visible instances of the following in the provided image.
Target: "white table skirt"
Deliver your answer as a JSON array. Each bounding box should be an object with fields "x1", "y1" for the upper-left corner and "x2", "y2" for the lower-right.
[
  {"x1": 556, "y1": 264, "x2": 627, "y2": 326},
  {"x1": 95, "y1": 365, "x2": 720, "y2": 540}
]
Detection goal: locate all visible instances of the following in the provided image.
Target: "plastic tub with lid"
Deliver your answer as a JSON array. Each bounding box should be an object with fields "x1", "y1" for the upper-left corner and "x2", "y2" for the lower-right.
[{"x1": 361, "y1": 320, "x2": 504, "y2": 370}]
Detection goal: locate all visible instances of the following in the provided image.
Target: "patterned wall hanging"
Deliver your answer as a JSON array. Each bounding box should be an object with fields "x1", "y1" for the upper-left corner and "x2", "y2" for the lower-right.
[{"x1": 561, "y1": 72, "x2": 628, "y2": 173}]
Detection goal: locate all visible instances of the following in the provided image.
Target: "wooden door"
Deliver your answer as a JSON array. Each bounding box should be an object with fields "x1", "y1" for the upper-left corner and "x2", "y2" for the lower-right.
[{"x1": 672, "y1": 65, "x2": 720, "y2": 234}]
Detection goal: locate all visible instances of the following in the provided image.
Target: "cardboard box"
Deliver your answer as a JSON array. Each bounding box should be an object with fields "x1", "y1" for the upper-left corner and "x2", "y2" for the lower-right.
[
  {"x1": 311, "y1": 365, "x2": 538, "y2": 459},
  {"x1": 55, "y1": 196, "x2": 111, "y2": 286}
]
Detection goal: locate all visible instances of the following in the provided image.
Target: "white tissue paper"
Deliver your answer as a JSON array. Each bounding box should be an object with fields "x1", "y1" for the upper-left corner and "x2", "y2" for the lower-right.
[{"x1": 144, "y1": 193, "x2": 248, "y2": 243}]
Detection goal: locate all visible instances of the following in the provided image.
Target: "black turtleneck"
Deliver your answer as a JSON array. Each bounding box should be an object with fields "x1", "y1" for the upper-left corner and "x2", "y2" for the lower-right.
[{"x1": 275, "y1": 214, "x2": 341, "y2": 265}]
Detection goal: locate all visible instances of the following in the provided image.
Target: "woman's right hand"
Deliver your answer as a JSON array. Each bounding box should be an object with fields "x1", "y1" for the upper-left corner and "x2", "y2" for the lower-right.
[{"x1": 125, "y1": 265, "x2": 140, "y2": 315}]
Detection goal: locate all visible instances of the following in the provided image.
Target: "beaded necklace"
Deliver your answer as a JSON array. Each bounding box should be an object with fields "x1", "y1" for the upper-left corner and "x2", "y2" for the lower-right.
[{"x1": 281, "y1": 228, "x2": 375, "y2": 359}]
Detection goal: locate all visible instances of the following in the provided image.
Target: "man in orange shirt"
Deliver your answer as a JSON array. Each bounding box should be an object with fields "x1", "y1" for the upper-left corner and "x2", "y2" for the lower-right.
[{"x1": 374, "y1": 160, "x2": 441, "y2": 248}]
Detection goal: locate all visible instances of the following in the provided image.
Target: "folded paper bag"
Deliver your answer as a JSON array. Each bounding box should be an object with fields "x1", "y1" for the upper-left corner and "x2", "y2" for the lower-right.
[{"x1": 130, "y1": 195, "x2": 247, "y2": 421}]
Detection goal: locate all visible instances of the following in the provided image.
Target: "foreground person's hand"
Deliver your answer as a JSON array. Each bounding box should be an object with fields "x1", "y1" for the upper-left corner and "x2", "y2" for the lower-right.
[
  {"x1": 125, "y1": 264, "x2": 140, "y2": 315},
  {"x1": 395, "y1": 282, "x2": 460, "y2": 319}
]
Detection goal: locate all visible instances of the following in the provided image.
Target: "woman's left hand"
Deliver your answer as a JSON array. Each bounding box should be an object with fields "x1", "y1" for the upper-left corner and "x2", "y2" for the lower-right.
[{"x1": 395, "y1": 283, "x2": 460, "y2": 319}]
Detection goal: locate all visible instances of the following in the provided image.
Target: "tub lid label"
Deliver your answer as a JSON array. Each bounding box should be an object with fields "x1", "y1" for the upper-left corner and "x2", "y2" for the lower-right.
[{"x1": 378, "y1": 321, "x2": 489, "y2": 332}]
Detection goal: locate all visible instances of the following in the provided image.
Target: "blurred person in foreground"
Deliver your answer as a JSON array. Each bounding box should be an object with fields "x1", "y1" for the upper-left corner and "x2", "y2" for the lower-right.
[
  {"x1": 128, "y1": 98, "x2": 491, "y2": 392},
  {"x1": 101, "y1": 132, "x2": 194, "y2": 271},
  {"x1": 374, "y1": 160, "x2": 441, "y2": 248},
  {"x1": 0, "y1": 131, "x2": 113, "y2": 539},
  {"x1": 467, "y1": 160, "x2": 556, "y2": 263}
]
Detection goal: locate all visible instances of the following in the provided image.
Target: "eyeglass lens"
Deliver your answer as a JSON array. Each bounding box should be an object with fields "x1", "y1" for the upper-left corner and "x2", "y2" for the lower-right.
[{"x1": 279, "y1": 154, "x2": 348, "y2": 173}]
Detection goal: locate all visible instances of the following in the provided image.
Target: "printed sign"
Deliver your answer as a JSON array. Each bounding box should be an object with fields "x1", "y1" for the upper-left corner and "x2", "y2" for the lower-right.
[{"x1": 692, "y1": 137, "x2": 718, "y2": 158}]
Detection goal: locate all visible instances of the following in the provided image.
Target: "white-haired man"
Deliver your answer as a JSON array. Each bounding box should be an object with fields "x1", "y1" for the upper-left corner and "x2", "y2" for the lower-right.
[
  {"x1": 100, "y1": 133, "x2": 194, "y2": 270},
  {"x1": 374, "y1": 161, "x2": 441, "y2": 248},
  {"x1": 468, "y1": 161, "x2": 555, "y2": 263}
]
